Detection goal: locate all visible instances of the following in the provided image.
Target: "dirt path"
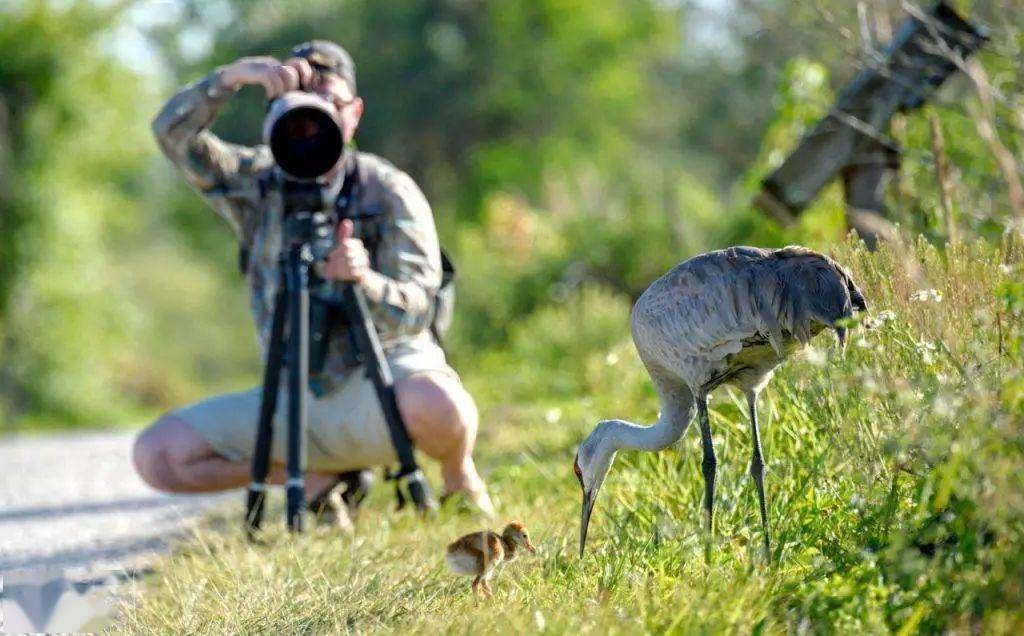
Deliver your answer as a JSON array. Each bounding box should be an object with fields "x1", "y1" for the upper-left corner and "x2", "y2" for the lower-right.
[{"x1": 0, "y1": 430, "x2": 234, "y2": 576}]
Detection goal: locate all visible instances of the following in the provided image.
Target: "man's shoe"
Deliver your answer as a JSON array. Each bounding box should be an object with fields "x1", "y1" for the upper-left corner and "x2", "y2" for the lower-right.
[
  {"x1": 337, "y1": 468, "x2": 374, "y2": 515},
  {"x1": 309, "y1": 469, "x2": 375, "y2": 531},
  {"x1": 439, "y1": 487, "x2": 496, "y2": 519}
]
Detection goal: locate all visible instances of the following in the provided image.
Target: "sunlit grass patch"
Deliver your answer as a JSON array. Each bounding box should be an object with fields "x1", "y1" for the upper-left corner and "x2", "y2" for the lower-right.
[{"x1": 119, "y1": 237, "x2": 1024, "y2": 634}]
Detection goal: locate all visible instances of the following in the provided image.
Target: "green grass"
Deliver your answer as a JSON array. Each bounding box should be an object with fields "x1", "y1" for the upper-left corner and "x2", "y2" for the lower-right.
[{"x1": 117, "y1": 236, "x2": 1024, "y2": 634}]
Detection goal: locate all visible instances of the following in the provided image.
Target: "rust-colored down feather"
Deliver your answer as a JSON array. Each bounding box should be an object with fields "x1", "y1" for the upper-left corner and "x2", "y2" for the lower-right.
[{"x1": 446, "y1": 522, "x2": 536, "y2": 597}]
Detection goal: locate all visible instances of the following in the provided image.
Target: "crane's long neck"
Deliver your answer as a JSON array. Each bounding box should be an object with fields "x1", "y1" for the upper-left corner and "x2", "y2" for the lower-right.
[
  {"x1": 607, "y1": 385, "x2": 695, "y2": 452},
  {"x1": 578, "y1": 384, "x2": 695, "y2": 557}
]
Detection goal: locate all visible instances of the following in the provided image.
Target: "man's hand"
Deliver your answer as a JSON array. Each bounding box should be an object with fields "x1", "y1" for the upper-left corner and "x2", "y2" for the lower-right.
[
  {"x1": 219, "y1": 56, "x2": 316, "y2": 99},
  {"x1": 324, "y1": 220, "x2": 370, "y2": 283}
]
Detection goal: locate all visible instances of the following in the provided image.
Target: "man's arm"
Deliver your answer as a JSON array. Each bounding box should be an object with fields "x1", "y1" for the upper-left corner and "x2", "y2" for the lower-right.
[
  {"x1": 151, "y1": 58, "x2": 305, "y2": 236},
  {"x1": 362, "y1": 170, "x2": 443, "y2": 337},
  {"x1": 326, "y1": 169, "x2": 442, "y2": 337}
]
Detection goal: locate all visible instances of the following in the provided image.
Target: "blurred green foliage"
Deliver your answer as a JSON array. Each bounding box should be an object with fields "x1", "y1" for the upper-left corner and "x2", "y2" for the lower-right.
[
  {"x1": 0, "y1": 0, "x2": 1021, "y2": 439},
  {"x1": 0, "y1": 1, "x2": 258, "y2": 428}
]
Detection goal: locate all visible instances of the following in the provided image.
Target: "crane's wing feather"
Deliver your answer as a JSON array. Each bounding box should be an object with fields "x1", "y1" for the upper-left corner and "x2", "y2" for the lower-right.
[{"x1": 631, "y1": 246, "x2": 866, "y2": 373}]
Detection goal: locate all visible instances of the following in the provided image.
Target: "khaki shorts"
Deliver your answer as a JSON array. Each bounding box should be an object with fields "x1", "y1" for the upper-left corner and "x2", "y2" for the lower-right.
[{"x1": 173, "y1": 335, "x2": 458, "y2": 472}]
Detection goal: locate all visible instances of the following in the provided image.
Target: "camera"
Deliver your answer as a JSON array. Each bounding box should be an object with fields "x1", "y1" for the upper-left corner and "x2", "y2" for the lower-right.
[
  {"x1": 261, "y1": 91, "x2": 345, "y2": 261},
  {"x1": 260, "y1": 91, "x2": 351, "y2": 389}
]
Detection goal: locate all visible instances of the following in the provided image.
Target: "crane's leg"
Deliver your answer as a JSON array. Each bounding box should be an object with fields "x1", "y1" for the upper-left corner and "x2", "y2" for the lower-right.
[
  {"x1": 747, "y1": 390, "x2": 771, "y2": 563},
  {"x1": 696, "y1": 394, "x2": 716, "y2": 537}
]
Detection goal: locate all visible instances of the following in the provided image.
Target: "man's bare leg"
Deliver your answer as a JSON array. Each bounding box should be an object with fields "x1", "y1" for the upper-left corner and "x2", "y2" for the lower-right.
[
  {"x1": 395, "y1": 373, "x2": 493, "y2": 515},
  {"x1": 134, "y1": 374, "x2": 494, "y2": 513},
  {"x1": 132, "y1": 416, "x2": 336, "y2": 496}
]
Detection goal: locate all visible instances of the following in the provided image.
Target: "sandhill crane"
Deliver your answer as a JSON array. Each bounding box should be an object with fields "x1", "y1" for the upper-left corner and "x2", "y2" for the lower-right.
[{"x1": 574, "y1": 246, "x2": 867, "y2": 562}]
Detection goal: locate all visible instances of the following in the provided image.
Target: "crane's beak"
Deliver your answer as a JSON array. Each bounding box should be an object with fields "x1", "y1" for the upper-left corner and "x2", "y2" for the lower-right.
[
  {"x1": 574, "y1": 453, "x2": 596, "y2": 557},
  {"x1": 580, "y1": 488, "x2": 595, "y2": 557}
]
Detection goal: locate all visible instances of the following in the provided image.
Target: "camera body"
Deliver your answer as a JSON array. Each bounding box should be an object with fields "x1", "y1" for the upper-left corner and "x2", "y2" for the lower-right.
[{"x1": 278, "y1": 179, "x2": 337, "y2": 262}]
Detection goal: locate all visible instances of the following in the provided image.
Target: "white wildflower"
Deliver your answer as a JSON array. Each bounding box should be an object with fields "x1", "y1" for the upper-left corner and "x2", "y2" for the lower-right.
[
  {"x1": 534, "y1": 610, "x2": 546, "y2": 631},
  {"x1": 910, "y1": 289, "x2": 943, "y2": 303},
  {"x1": 805, "y1": 346, "x2": 827, "y2": 367},
  {"x1": 544, "y1": 408, "x2": 562, "y2": 424},
  {"x1": 864, "y1": 310, "x2": 896, "y2": 330},
  {"x1": 916, "y1": 340, "x2": 937, "y2": 364},
  {"x1": 605, "y1": 352, "x2": 620, "y2": 366}
]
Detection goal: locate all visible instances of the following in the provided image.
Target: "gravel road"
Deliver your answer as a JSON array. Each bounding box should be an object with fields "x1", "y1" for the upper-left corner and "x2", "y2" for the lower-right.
[{"x1": 0, "y1": 430, "x2": 235, "y2": 576}]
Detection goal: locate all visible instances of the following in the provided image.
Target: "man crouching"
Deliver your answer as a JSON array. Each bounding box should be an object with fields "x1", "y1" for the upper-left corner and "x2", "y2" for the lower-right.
[{"x1": 132, "y1": 40, "x2": 494, "y2": 520}]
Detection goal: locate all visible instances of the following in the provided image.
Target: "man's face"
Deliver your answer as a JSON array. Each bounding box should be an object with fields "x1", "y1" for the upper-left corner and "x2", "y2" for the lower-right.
[{"x1": 311, "y1": 72, "x2": 364, "y2": 144}]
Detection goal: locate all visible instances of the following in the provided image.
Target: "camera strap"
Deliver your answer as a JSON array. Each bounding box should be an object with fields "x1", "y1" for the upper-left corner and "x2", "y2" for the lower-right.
[{"x1": 334, "y1": 155, "x2": 386, "y2": 264}]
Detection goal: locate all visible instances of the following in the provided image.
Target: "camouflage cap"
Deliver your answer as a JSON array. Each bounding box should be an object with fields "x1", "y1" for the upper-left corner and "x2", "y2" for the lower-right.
[{"x1": 291, "y1": 39, "x2": 357, "y2": 93}]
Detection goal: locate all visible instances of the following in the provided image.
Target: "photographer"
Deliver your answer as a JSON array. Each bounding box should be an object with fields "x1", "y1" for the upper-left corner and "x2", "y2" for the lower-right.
[{"x1": 133, "y1": 40, "x2": 493, "y2": 518}]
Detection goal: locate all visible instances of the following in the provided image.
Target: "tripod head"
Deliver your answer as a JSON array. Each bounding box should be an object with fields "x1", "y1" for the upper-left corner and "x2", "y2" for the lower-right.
[{"x1": 278, "y1": 178, "x2": 337, "y2": 264}]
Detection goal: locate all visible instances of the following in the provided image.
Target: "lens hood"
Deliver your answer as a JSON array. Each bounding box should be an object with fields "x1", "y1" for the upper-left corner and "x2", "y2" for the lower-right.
[{"x1": 263, "y1": 91, "x2": 344, "y2": 180}]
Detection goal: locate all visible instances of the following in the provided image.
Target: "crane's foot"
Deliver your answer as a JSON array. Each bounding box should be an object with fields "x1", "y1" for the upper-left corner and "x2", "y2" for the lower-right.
[{"x1": 702, "y1": 509, "x2": 715, "y2": 565}]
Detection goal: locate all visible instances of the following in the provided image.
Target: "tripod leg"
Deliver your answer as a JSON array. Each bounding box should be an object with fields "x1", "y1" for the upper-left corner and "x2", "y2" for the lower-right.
[
  {"x1": 285, "y1": 248, "x2": 310, "y2": 532},
  {"x1": 340, "y1": 284, "x2": 436, "y2": 514},
  {"x1": 246, "y1": 283, "x2": 288, "y2": 538}
]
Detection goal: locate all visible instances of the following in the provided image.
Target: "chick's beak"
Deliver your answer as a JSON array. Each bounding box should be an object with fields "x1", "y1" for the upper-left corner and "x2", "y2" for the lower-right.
[{"x1": 526, "y1": 541, "x2": 538, "y2": 554}]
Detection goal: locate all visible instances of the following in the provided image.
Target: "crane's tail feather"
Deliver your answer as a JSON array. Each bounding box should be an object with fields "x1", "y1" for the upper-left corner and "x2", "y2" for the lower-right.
[{"x1": 847, "y1": 277, "x2": 868, "y2": 312}]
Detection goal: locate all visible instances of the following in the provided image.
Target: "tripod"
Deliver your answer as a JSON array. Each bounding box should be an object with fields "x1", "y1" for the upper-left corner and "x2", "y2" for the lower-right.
[{"x1": 244, "y1": 204, "x2": 436, "y2": 537}]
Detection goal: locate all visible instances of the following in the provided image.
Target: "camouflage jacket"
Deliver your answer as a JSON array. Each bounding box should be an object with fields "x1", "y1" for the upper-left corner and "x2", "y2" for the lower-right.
[{"x1": 152, "y1": 69, "x2": 442, "y2": 384}]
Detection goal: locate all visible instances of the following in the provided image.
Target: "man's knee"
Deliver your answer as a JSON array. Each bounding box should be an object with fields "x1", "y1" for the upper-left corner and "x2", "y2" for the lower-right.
[
  {"x1": 396, "y1": 373, "x2": 477, "y2": 444},
  {"x1": 132, "y1": 414, "x2": 204, "y2": 492}
]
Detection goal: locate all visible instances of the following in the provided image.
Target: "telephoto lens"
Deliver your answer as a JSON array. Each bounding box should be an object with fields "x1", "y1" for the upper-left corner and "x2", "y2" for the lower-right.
[{"x1": 263, "y1": 91, "x2": 344, "y2": 180}]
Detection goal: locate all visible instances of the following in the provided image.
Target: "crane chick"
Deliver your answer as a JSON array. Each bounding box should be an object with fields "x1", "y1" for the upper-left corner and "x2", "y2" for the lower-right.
[
  {"x1": 574, "y1": 246, "x2": 867, "y2": 563},
  {"x1": 446, "y1": 521, "x2": 537, "y2": 597}
]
